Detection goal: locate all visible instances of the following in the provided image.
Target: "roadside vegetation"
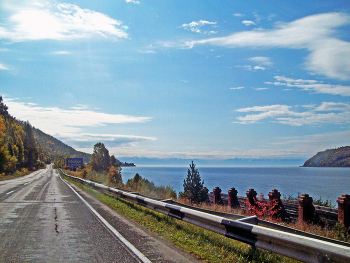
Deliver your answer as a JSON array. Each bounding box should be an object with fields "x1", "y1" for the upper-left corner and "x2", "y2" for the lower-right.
[
  {"x1": 59, "y1": 142, "x2": 177, "y2": 200},
  {"x1": 62, "y1": 157, "x2": 350, "y2": 245},
  {"x1": 62, "y1": 171, "x2": 297, "y2": 263}
]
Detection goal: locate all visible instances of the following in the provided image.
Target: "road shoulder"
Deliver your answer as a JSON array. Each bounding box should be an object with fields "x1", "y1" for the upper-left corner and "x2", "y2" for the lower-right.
[{"x1": 66, "y1": 179, "x2": 201, "y2": 263}]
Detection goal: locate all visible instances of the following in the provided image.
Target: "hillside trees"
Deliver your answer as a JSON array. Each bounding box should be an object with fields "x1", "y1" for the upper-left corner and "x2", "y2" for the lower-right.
[
  {"x1": 0, "y1": 96, "x2": 47, "y2": 175},
  {"x1": 0, "y1": 116, "x2": 10, "y2": 173},
  {"x1": 303, "y1": 146, "x2": 350, "y2": 167}
]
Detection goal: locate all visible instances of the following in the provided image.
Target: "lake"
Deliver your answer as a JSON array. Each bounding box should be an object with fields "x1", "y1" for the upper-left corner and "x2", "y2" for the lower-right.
[{"x1": 121, "y1": 166, "x2": 350, "y2": 204}]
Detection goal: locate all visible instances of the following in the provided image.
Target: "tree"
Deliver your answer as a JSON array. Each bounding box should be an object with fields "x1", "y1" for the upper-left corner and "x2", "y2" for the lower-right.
[
  {"x1": 180, "y1": 161, "x2": 208, "y2": 203},
  {"x1": 107, "y1": 165, "x2": 122, "y2": 186},
  {"x1": 0, "y1": 96, "x2": 9, "y2": 117},
  {"x1": 90, "y1": 142, "x2": 110, "y2": 171},
  {"x1": 110, "y1": 154, "x2": 119, "y2": 167},
  {"x1": 23, "y1": 121, "x2": 38, "y2": 170},
  {"x1": 0, "y1": 117, "x2": 10, "y2": 173}
]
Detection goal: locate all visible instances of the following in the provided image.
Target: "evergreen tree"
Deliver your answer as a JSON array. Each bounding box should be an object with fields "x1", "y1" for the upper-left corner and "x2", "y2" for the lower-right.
[
  {"x1": 23, "y1": 122, "x2": 38, "y2": 169},
  {"x1": 110, "y1": 155, "x2": 119, "y2": 167},
  {"x1": 180, "y1": 161, "x2": 208, "y2": 203},
  {"x1": 0, "y1": 96, "x2": 9, "y2": 117}
]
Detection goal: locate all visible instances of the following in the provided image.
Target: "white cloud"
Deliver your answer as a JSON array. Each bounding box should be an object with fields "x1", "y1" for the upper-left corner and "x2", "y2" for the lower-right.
[
  {"x1": 180, "y1": 20, "x2": 217, "y2": 35},
  {"x1": 62, "y1": 133, "x2": 156, "y2": 149},
  {"x1": 0, "y1": 1, "x2": 128, "y2": 42},
  {"x1": 186, "y1": 13, "x2": 350, "y2": 80},
  {"x1": 137, "y1": 50, "x2": 156, "y2": 54},
  {"x1": 52, "y1": 51, "x2": 70, "y2": 55},
  {"x1": 237, "y1": 65, "x2": 266, "y2": 71},
  {"x1": 314, "y1": 102, "x2": 350, "y2": 112},
  {"x1": 4, "y1": 97, "x2": 152, "y2": 137},
  {"x1": 0, "y1": 63, "x2": 9, "y2": 70},
  {"x1": 242, "y1": 20, "x2": 256, "y2": 26},
  {"x1": 230, "y1": 87, "x2": 244, "y2": 90},
  {"x1": 254, "y1": 66, "x2": 265, "y2": 70},
  {"x1": 235, "y1": 102, "x2": 350, "y2": 126},
  {"x1": 125, "y1": 0, "x2": 140, "y2": 4},
  {"x1": 248, "y1": 56, "x2": 273, "y2": 66},
  {"x1": 234, "y1": 13, "x2": 244, "y2": 17},
  {"x1": 266, "y1": 76, "x2": 350, "y2": 96}
]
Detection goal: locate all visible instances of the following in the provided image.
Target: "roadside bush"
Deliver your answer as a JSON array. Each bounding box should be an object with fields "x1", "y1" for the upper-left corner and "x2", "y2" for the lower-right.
[{"x1": 107, "y1": 165, "x2": 122, "y2": 186}]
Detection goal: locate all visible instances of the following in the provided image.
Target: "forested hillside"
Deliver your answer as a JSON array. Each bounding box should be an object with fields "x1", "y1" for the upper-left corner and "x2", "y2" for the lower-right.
[
  {"x1": 33, "y1": 127, "x2": 91, "y2": 163},
  {"x1": 0, "y1": 96, "x2": 47, "y2": 174},
  {"x1": 0, "y1": 96, "x2": 91, "y2": 176},
  {"x1": 303, "y1": 146, "x2": 350, "y2": 167}
]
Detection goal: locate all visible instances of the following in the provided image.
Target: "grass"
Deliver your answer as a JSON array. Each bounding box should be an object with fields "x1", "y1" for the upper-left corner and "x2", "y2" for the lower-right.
[{"x1": 61, "y1": 172, "x2": 298, "y2": 263}]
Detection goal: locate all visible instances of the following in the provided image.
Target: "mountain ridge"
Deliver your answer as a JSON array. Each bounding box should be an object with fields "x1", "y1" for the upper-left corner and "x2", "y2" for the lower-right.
[{"x1": 303, "y1": 146, "x2": 350, "y2": 167}]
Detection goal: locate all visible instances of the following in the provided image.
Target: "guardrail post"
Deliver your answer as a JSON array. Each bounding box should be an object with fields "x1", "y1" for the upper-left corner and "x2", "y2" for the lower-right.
[
  {"x1": 298, "y1": 193, "x2": 313, "y2": 222},
  {"x1": 213, "y1": 187, "x2": 222, "y2": 204},
  {"x1": 337, "y1": 194, "x2": 350, "y2": 227},
  {"x1": 246, "y1": 189, "x2": 257, "y2": 206},
  {"x1": 228, "y1": 187, "x2": 240, "y2": 208}
]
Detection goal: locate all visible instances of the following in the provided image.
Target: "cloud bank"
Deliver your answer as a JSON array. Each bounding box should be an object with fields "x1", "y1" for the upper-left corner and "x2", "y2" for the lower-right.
[
  {"x1": 266, "y1": 76, "x2": 350, "y2": 96},
  {"x1": 4, "y1": 98, "x2": 153, "y2": 148},
  {"x1": 235, "y1": 102, "x2": 350, "y2": 126},
  {"x1": 187, "y1": 13, "x2": 350, "y2": 80},
  {"x1": 0, "y1": 1, "x2": 128, "y2": 42}
]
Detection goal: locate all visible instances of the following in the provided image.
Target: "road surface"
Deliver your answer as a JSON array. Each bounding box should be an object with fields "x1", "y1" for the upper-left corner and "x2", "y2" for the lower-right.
[{"x1": 0, "y1": 165, "x2": 199, "y2": 262}]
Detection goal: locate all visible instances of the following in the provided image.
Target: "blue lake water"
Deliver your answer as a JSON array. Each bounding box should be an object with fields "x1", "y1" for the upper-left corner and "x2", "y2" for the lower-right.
[{"x1": 121, "y1": 166, "x2": 350, "y2": 204}]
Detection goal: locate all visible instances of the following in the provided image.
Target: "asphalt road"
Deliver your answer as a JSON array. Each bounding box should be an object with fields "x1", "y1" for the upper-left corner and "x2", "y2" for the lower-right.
[{"x1": 0, "y1": 166, "x2": 199, "y2": 262}]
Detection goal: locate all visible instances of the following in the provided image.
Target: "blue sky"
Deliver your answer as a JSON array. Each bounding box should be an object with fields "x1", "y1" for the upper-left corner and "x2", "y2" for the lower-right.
[{"x1": 1, "y1": 0, "x2": 349, "y2": 161}]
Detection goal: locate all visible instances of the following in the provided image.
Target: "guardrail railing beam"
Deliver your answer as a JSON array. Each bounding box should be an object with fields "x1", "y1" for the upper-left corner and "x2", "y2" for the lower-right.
[{"x1": 59, "y1": 170, "x2": 350, "y2": 263}]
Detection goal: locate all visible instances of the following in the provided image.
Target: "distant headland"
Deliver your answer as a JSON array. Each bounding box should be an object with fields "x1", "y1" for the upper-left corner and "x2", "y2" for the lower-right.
[
  {"x1": 120, "y1": 162, "x2": 136, "y2": 167},
  {"x1": 303, "y1": 146, "x2": 350, "y2": 167}
]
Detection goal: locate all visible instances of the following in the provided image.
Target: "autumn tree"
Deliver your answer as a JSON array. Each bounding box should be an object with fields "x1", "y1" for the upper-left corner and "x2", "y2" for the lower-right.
[
  {"x1": 90, "y1": 142, "x2": 111, "y2": 171},
  {"x1": 180, "y1": 161, "x2": 208, "y2": 203},
  {"x1": 107, "y1": 165, "x2": 122, "y2": 186},
  {"x1": 0, "y1": 117, "x2": 10, "y2": 173}
]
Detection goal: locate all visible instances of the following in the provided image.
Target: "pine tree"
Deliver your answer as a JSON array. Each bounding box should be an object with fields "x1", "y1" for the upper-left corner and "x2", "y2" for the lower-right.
[
  {"x1": 180, "y1": 161, "x2": 208, "y2": 203},
  {"x1": 23, "y1": 122, "x2": 38, "y2": 170}
]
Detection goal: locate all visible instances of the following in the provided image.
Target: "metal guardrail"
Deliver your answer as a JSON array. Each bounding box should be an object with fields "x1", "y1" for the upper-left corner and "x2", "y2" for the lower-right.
[{"x1": 60, "y1": 170, "x2": 350, "y2": 263}]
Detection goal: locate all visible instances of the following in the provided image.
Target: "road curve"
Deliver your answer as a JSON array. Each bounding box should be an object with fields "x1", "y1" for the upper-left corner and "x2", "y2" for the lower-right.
[{"x1": 0, "y1": 166, "x2": 199, "y2": 262}]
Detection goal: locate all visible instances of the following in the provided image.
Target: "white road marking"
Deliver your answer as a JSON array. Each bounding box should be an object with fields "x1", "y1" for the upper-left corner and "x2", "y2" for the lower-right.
[{"x1": 60, "y1": 175, "x2": 152, "y2": 263}]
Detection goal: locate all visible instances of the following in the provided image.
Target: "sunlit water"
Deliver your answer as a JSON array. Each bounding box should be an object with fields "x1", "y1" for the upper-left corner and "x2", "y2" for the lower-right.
[{"x1": 121, "y1": 166, "x2": 350, "y2": 204}]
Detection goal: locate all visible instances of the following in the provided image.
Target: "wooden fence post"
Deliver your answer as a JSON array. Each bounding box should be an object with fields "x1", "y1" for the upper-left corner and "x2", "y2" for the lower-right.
[
  {"x1": 338, "y1": 194, "x2": 350, "y2": 227},
  {"x1": 298, "y1": 194, "x2": 313, "y2": 222},
  {"x1": 228, "y1": 187, "x2": 240, "y2": 208},
  {"x1": 213, "y1": 187, "x2": 222, "y2": 204},
  {"x1": 268, "y1": 189, "x2": 289, "y2": 221},
  {"x1": 246, "y1": 188, "x2": 257, "y2": 206}
]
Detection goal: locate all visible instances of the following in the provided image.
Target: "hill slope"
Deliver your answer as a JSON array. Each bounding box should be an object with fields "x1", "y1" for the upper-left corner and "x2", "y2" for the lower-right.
[
  {"x1": 303, "y1": 146, "x2": 350, "y2": 167},
  {"x1": 32, "y1": 127, "x2": 91, "y2": 163}
]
